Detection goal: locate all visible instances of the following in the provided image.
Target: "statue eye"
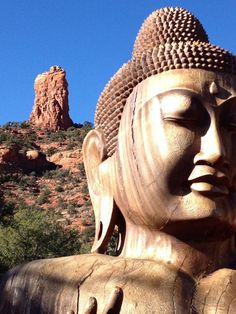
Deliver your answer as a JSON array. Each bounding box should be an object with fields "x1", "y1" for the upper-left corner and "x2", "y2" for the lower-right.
[{"x1": 159, "y1": 91, "x2": 207, "y2": 130}]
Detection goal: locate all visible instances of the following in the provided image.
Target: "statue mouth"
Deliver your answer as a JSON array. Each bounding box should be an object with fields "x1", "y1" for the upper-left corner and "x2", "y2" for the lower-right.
[{"x1": 188, "y1": 166, "x2": 230, "y2": 197}]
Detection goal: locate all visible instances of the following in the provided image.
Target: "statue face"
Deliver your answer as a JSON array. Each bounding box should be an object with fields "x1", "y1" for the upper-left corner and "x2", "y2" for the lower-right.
[{"x1": 112, "y1": 69, "x2": 236, "y2": 239}]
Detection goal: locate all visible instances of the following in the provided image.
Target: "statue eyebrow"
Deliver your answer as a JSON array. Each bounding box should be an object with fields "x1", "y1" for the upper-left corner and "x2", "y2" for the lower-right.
[{"x1": 157, "y1": 88, "x2": 201, "y2": 99}]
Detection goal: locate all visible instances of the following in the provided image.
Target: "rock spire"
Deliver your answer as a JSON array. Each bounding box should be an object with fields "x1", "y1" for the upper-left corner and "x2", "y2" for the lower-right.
[{"x1": 30, "y1": 66, "x2": 73, "y2": 130}]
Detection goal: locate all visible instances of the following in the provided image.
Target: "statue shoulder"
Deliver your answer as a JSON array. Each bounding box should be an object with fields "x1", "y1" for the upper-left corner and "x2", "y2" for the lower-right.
[
  {"x1": 0, "y1": 253, "x2": 113, "y2": 314},
  {"x1": 193, "y1": 268, "x2": 236, "y2": 313},
  {"x1": 5, "y1": 254, "x2": 235, "y2": 313},
  {"x1": 0, "y1": 253, "x2": 192, "y2": 313}
]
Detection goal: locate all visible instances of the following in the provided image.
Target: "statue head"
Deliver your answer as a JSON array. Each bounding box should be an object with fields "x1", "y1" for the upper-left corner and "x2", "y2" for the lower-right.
[{"x1": 83, "y1": 7, "x2": 236, "y2": 254}]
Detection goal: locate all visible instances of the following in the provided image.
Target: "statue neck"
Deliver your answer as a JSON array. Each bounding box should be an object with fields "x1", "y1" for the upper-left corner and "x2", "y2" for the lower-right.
[{"x1": 120, "y1": 222, "x2": 236, "y2": 278}]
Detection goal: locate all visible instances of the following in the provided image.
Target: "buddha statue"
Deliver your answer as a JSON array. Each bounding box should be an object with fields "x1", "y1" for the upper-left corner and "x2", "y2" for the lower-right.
[{"x1": 1, "y1": 7, "x2": 236, "y2": 314}]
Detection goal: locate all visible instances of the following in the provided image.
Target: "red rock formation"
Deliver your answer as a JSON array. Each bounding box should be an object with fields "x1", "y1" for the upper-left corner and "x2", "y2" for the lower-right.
[
  {"x1": 0, "y1": 144, "x2": 56, "y2": 174},
  {"x1": 30, "y1": 66, "x2": 73, "y2": 130}
]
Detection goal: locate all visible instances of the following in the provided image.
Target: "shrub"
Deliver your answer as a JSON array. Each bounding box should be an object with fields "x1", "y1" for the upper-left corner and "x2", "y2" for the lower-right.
[
  {"x1": 66, "y1": 142, "x2": 74, "y2": 150},
  {"x1": 0, "y1": 202, "x2": 16, "y2": 227},
  {"x1": 37, "y1": 189, "x2": 51, "y2": 205},
  {"x1": 81, "y1": 226, "x2": 95, "y2": 243},
  {"x1": 55, "y1": 185, "x2": 64, "y2": 192},
  {"x1": 43, "y1": 168, "x2": 60, "y2": 179},
  {"x1": 81, "y1": 182, "x2": 89, "y2": 194},
  {"x1": 47, "y1": 131, "x2": 66, "y2": 142},
  {"x1": 0, "y1": 173, "x2": 20, "y2": 184},
  {"x1": 67, "y1": 204, "x2": 77, "y2": 215},
  {"x1": 19, "y1": 121, "x2": 30, "y2": 129},
  {"x1": 18, "y1": 175, "x2": 36, "y2": 188},
  {"x1": 0, "y1": 208, "x2": 81, "y2": 274},
  {"x1": 79, "y1": 242, "x2": 92, "y2": 254},
  {"x1": 45, "y1": 147, "x2": 58, "y2": 156},
  {"x1": 57, "y1": 198, "x2": 67, "y2": 209},
  {"x1": 78, "y1": 163, "x2": 86, "y2": 177}
]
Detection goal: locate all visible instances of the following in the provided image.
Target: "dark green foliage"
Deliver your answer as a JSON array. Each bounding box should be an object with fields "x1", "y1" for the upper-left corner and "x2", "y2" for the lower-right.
[
  {"x1": 40, "y1": 122, "x2": 93, "y2": 145},
  {"x1": 0, "y1": 120, "x2": 95, "y2": 276},
  {"x1": 0, "y1": 121, "x2": 93, "y2": 148},
  {"x1": 37, "y1": 188, "x2": 51, "y2": 205},
  {"x1": 82, "y1": 121, "x2": 93, "y2": 130},
  {"x1": 106, "y1": 229, "x2": 119, "y2": 256},
  {"x1": 66, "y1": 142, "x2": 74, "y2": 150},
  {"x1": 45, "y1": 147, "x2": 58, "y2": 156},
  {"x1": 1, "y1": 121, "x2": 29, "y2": 129},
  {"x1": 55, "y1": 185, "x2": 64, "y2": 192},
  {"x1": 79, "y1": 242, "x2": 92, "y2": 254},
  {"x1": 81, "y1": 182, "x2": 89, "y2": 194},
  {"x1": 18, "y1": 175, "x2": 37, "y2": 188},
  {"x1": 56, "y1": 197, "x2": 68, "y2": 210},
  {"x1": 46, "y1": 130, "x2": 67, "y2": 142},
  {"x1": 67, "y1": 204, "x2": 77, "y2": 215},
  {"x1": 81, "y1": 225, "x2": 95, "y2": 243},
  {"x1": 0, "y1": 123, "x2": 37, "y2": 148},
  {"x1": 0, "y1": 202, "x2": 16, "y2": 227},
  {"x1": 19, "y1": 121, "x2": 30, "y2": 129},
  {"x1": 78, "y1": 162, "x2": 86, "y2": 178},
  {"x1": 0, "y1": 132, "x2": 22, "y2": 146},
  {"x1": 43, "y1": 168, "x2": 70, "y2": 180},
  {"x1": 0, "y1": 206, "x2": 81, "y2": 274},
  {"x1": 0, "y1": 173, "x2": 20, "y2": 184}
]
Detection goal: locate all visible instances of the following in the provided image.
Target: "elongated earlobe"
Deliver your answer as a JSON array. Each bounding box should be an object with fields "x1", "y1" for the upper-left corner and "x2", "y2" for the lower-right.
[{"x1": 82, "y1": 129, "x2": 118, "y2": 253}]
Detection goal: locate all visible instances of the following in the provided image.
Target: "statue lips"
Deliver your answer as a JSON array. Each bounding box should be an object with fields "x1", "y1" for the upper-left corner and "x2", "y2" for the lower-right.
[{"x1": 188, "y1": 165, "x2": 230, "y2": 197}]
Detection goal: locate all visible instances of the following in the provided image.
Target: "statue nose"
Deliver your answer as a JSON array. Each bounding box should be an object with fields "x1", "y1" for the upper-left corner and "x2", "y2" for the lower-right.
[{"x1": 193, "y1": 122, "x2": 229, "y2": 168}]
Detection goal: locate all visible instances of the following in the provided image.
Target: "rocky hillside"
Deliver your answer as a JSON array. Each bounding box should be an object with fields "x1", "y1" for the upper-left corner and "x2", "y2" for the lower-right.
[{"x1": 0, "y1": 121, "x2": 95, "y2": 259}]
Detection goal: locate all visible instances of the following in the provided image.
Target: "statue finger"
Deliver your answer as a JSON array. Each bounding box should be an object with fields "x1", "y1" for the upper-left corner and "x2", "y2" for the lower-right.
[
  {"x1": 103, "y1": 286, "x2": 123, "y2": 314},
  {"x1": 83, "y1": 296, "x2": 97, "y2": 314}
]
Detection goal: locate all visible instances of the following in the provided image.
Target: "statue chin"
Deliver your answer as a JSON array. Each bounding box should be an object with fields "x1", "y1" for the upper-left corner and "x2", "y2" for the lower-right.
[{"x1": 2, "y1": 6, "x2": 236, "y2": 314}]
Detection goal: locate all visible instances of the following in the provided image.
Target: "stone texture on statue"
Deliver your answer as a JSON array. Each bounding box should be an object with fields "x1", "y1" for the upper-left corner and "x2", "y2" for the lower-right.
[
  {"x1": 1, "y1": 253, "x2": 236, "y2": 313},
  {"x1": 1, "y1": 7, "x2": 236, "y2": 314},
  {"x1": 30, "y1": 66, "x2": 73, "y2": 130}
]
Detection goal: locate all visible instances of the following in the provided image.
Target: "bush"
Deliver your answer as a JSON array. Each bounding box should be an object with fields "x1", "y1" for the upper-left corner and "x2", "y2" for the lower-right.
[
  {"x1": 78, "y1": 162, "x2": 86, "y2": 177},
  {"x1": 67, "y1": 204, "x2": 77, "y2": 215},
  {"x1": 66, "y1": 142, "x2": 74, "y2": 150},
  {"x1": 0, "y1": 202, "x2": 16, "y2": 227},
  {"x1": 81, "y1": 182, "x2": 89, "y2": 194},
  {"x1": 0, "y1": 132, "x2": 22, "y2": 146},
  {"x1": 55, "y1": 185, "x2": 64, "y2": 192},
  {"x1": 45, "y1": 147, "x2": 58, "y2": 156},
  {"x1": 79, "y1": 242, "x2": 92, "y2": 254},
  {"x1": 0, "y1": 173, "x2": 20, "y2": 184},
  {"x1": 0, "y1": 123, "x2": 37, "y2": 149},
  {"x1": 43, "y1": 169, "x2": 70, "y2": 183},
  {"x1": 0, "y1": 208, "x2": 81, "y2": 274},
  {"x1": 37, "y1": 189, "x2": 51, "y2": 205},
  {"x1": 19, "y1": 121, "x2": 30, "y2": 129},
  {"x1": 81, "y1": 226, "x2": 95, "y2": 243},
  {"x1": 18, "y1": 175, "x2": 36, "y2": 188},
  {"x1": 47, "y1": 131, "x2": 66, "y2": 142}
]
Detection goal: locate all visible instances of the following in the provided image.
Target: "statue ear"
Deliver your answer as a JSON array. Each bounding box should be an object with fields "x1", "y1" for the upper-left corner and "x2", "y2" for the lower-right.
[{"x1": 82, "y1": 129, "x2": 117, "y2": 253}]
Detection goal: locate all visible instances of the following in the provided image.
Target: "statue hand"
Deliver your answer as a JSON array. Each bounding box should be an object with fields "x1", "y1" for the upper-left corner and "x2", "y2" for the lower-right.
[{"x1": 83, "y1": 286, "x2": 123, "y2": 314}]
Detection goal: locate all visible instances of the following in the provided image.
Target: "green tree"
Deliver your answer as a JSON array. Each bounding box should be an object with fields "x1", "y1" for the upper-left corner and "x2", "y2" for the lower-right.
[{"x1": 0, "y1": 207, "x2": 81, "y2": 275}]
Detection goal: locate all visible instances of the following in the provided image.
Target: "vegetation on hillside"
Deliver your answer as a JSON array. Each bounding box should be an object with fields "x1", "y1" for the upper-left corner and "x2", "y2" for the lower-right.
[
  {"x1": 0, "y1": 205, "x2": 81, "y2": 275},
  {"x1": 0, "y1": 121, "x2": 95, "y2": 275}
]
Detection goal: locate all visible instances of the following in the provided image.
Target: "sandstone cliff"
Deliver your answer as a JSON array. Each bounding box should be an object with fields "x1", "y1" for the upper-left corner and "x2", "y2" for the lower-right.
[{"x1": 30, "y1": 66, "x2": 73, "y2": 130}]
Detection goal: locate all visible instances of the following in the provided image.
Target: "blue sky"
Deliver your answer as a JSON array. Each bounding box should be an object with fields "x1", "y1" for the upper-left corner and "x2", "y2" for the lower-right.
[{"x1": 1, "y1": 0, "x2": 236, "y2": 126}]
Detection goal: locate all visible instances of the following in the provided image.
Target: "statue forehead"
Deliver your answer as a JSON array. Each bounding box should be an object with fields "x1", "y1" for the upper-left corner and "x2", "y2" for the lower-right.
[{"x1": 133, "y1": 69, "x2": 236, "y2": 111}]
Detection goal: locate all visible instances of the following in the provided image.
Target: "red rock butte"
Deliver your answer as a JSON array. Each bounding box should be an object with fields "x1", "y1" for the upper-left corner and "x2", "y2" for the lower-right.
[{"x1": 30, "y1": 66, "x2": 73, "y2": 131}]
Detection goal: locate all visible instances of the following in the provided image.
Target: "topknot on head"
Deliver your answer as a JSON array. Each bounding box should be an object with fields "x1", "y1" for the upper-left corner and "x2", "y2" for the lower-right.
[
  {"x1": 133, "y1": 7, "x2": 208, "y2": 59},
  {"x1": 94, "y1": 7, "x2": 236, "y2": 157}
]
